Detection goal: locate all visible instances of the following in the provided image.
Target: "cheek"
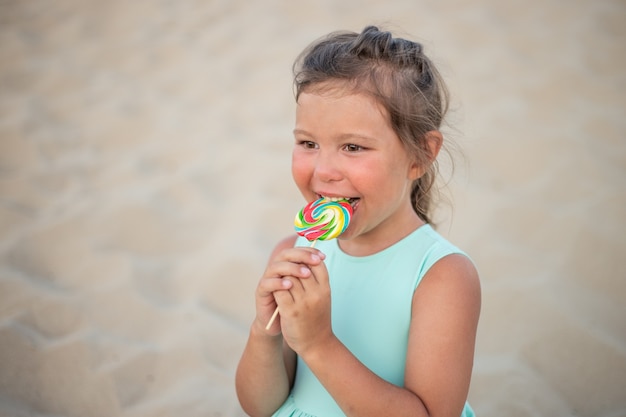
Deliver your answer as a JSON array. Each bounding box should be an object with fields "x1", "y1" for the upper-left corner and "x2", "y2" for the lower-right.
[
  {"x1": 358, "y1": 159, "x2": 410, "y2": 196},
  {"x1": 291, "y1": 152, "x2": 309, "y2": 185}
]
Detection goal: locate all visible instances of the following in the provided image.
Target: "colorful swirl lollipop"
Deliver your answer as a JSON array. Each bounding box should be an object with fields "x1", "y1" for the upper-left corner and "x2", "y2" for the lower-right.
[
  {"x1": 294, "y1": 198, "x2": 353, "y2": 242},
  {"x1": 266, "y1": 198, "x2": 352, "y2": 330}
]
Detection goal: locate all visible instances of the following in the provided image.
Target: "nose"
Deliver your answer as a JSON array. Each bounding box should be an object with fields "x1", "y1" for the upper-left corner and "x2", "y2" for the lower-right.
[{"x1": 314, "y1": 150, "x2": 343, "y2": 182}]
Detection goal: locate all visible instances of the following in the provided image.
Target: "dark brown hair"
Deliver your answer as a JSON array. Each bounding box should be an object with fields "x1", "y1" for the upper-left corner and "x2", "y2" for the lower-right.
[{"x1": 293, "y1": 25, "x2": 450, "y2": 224}]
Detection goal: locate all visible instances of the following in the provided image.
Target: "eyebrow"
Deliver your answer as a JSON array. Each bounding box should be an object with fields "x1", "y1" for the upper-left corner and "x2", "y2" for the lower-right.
[
  {"x1": 293, "y1": 128, "x2": 311, "y2": 137},
  {"x1": 293, "y1": 129, "x2": 378, "y2": 143}
]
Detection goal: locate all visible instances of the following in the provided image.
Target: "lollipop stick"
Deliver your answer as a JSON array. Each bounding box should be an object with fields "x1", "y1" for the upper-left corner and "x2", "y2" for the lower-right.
[
  {"x1": 265, "y1": 307, "x2": 280, "y2": 330},
  {"x1": 265, "y1": 239, "x2": 316, "y2": 330}
]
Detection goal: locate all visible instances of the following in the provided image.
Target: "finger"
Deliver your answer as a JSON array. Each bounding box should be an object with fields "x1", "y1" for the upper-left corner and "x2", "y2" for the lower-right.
[
  {"x1": 258, "y1": 277, "x2": 293, "y2": 298},
  {"x1": 274, "y1": 247, "x2": 326, "y2": 267},
  {"x1": 298, "y1": 265, "x2": 319, "y2": 291},
  {"x1": 284, "y1": 275, "x2": 306, "y2": 297},
  {"x1": 274, "y1": 280, "x2": 296, "y2": 304},
  {"x1": 308, "y1": 260, "x2": 329, "y2": 287},
  {"x1": 265, "y1": 261, "x2": 312, "y2": 281}
]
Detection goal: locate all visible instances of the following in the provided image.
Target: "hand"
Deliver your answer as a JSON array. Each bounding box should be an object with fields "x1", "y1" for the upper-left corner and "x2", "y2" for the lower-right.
[
  {"x1": 273, "y1": 255, "x2": 333, "y2": 356},
  {"x1": 255, "y1": 246, "x2": 325, "y2": 336}
]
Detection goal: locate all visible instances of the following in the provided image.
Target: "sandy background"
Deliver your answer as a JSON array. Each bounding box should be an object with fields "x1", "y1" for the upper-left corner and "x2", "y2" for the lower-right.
[{"x1": 1, "y1": 1, "x2": 625, "y2": 416}]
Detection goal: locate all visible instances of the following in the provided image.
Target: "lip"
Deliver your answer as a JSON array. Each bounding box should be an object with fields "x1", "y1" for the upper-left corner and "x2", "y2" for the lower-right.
[
  {"x1": 316, "y1": 192, "x2": 347, "y2": 199},
  {"x1": 315, "y1": 193, "x2": 360, "y2": 210},
  {"x1": 315, "y1": 193, "x2": 354, "y2": 202}
]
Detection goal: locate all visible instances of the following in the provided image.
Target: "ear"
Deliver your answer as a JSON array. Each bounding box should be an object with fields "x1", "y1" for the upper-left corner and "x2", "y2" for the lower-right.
[{"x1": 408, "y1": 130, "x2": 443, "y2": 180}]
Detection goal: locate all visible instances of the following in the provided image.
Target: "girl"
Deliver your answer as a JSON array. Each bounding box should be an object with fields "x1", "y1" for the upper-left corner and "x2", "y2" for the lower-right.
[{"x1": 236, "y1": 26, "x2": 481, "y2": 417}]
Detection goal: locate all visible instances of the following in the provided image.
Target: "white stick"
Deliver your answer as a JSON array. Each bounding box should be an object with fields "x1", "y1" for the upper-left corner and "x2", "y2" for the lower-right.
[{"x1": 265, "y1": 306, "x2": 280, "y2": 330}]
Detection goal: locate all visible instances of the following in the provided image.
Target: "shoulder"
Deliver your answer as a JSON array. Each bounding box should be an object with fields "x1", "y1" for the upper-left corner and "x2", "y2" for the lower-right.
[
  {"x1": 413, "y1": 253, "x2": 481, "y2": 318},
  {"x1": 427, "y1": 252, "x2": 478, "y2": 282}
]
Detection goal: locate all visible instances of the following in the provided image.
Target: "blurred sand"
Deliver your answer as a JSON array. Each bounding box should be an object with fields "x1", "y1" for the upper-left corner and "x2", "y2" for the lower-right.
[{"x1": 0, "y1": 1, "x2": 625, "y2": 416}]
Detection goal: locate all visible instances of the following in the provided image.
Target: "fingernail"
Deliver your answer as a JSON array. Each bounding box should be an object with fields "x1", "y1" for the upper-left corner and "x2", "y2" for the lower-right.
[
  {"x1": 311, "y1": 254, "x2": 320, "y2": 263},
  {"x1": 300, "y1": 266, "x2": 310, "y2": 276},
  {"x1": 282, "y1": 279, "x2": 292, "y2": 288}
]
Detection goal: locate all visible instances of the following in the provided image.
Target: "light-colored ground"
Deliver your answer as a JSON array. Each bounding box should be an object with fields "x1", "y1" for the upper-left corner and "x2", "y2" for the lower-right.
[{"x1": 1, "y1": 1, "x2": 625, "y2": 416}]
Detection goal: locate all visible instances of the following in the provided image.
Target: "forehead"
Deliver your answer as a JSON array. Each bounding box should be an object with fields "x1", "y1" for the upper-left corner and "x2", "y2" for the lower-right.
[
  {"x1": 296, "y1": 90, "x2": 390, "y2": 131},
  {"x1": 297, "y1": 81, "x2": 388, "y2": 119}
]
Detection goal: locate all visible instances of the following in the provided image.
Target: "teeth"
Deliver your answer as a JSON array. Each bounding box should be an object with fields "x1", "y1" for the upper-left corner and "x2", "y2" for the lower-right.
[
  {"x1": 318, "y1": 196, "x2": 359, "y2": 209},
  {"x1": 322, "y1": 196, "x2": 349, "y2": 202}
]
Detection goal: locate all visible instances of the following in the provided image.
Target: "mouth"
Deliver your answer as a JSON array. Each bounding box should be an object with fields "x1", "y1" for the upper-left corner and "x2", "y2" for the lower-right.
[{"x1": 317, "y1": 194, "x2": 360, "y2": 211}]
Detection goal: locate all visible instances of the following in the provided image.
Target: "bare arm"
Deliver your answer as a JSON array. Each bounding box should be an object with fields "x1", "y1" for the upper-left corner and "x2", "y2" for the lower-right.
[
  {"x1": 236, "y1": 323, "x2": 296, "y2": 417},
  {"x1": 236, "y1": 235, "x2": 328, "y2": 416},
  {"x1": 235, "y1": 235, "x2": 297, "y2": 417},
  {"x1": 277, "y1": 253, "x2": 480, "y2": 417},
  {"x1": 405, "y1": 254, "x2": 481, "y2": 416}
]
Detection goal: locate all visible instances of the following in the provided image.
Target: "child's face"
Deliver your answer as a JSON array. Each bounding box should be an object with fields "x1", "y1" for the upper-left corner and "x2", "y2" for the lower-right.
[{"x1": 292, "y1": 85, "x2": 423, "y2": 250}]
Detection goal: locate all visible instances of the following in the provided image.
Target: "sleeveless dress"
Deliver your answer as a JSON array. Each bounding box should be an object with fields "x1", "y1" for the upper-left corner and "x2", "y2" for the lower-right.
[{"x1": 271, "y1": 224, "x2": 476, "y2": 417}]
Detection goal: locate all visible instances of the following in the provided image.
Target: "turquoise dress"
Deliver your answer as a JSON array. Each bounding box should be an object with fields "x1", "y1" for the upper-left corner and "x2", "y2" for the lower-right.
[{"x1": 272, "y1": 225, "x2": 475, "y2": 417}]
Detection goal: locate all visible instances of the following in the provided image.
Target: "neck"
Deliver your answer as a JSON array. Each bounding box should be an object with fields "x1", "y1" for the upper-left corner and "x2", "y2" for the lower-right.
[{"x1": 338, "y1": 212, "x2": 425, "y2": 257}]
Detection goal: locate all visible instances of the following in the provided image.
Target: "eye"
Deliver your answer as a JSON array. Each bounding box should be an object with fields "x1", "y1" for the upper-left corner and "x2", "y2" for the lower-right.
[
  {"x1": 296, "y1": 140, "x2": 318, "y2": 149},
  {"x1": 344, "y1": 143, "x2": 363, "y2": 152}
]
